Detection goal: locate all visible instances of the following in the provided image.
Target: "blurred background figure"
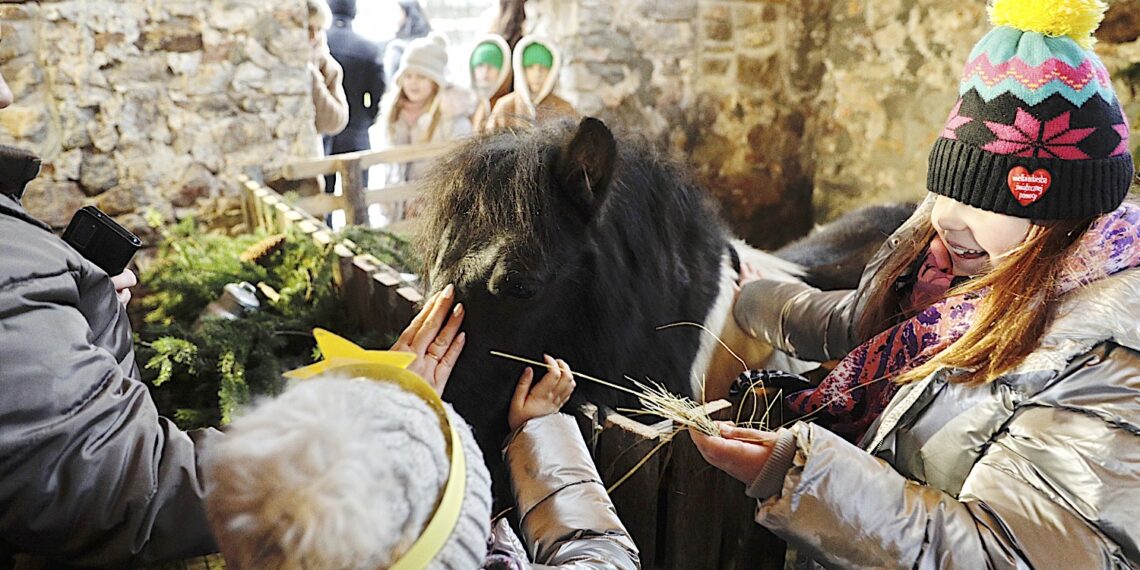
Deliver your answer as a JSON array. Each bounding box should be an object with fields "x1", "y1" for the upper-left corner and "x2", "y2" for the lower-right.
[
  {"x1": 487, "y1": 35, "x2": 575, "y2": 131},
  {"x1": 323, "y1": 0, "x2": 386, "y2": 193},
  {"x1": 383, "y1": 0, "x2": 434, "y2": 87},
  {"x1": 374, "y1": 33, "x2": 473, "y2": 187},
  {"x1": 306, "y1": 0, "x2": 349, "y2": 193},
  {"x1": 468, "y1": 35, "x2": 511, "y2": 132},
  {"x1": 492, "y1": 0, "x2": 528, "y2": 50}
]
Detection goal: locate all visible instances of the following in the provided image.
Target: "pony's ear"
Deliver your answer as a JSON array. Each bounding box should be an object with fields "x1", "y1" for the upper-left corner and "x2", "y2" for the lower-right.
[{"x1": 555, "y1": 117, "x2": 616, "y2": 218}]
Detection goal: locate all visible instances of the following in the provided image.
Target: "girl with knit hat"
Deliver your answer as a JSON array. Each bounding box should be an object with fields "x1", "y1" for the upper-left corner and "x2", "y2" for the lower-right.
[
  {"x1": 203, "y1": 288, "x2": 639, "y2": 569},
  {"x1": 700, "y1": 1, "x2": 1140, "y2": 567},
  {"x1": 469, "y1": 35, "x2": 512, "y2": 132},
  {"x1": 486, "y1": 36, "x2": 577, "y2": 131},
  {"x1": 375, "y1": 33, "x2": 474, "y2": 187}
]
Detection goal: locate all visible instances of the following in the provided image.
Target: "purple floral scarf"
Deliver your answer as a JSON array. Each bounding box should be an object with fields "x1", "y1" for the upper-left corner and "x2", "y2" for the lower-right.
[{"x1": 786, "y1": 202, "x2": 1140, "y2": 441}]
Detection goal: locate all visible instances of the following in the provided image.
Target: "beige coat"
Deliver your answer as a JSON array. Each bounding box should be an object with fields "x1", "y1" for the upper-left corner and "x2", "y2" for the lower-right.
[
  {"x1": 485, "y1": 35, "x2": 577, "y2": 131},
  {"x1": 375, "y1": 86, "x2": 474, "y2": 186},
  {"x1": 310, "y1": 49, "x2": 349, "y2": 138}
]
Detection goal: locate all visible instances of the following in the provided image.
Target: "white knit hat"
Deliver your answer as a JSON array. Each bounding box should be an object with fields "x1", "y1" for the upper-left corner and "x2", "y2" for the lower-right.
[
  {"x1": 203, "y1": 377, "x2": 493, "y2": 569},
  {"x1": 394, "y1": 32, "x2": 450, "y2": 88}
]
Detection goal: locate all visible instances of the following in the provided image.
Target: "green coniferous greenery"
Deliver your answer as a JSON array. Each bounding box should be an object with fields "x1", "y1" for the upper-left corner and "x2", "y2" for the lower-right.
[{"x1": 135, "y1": 218, "x2": 418, "y2": 429}]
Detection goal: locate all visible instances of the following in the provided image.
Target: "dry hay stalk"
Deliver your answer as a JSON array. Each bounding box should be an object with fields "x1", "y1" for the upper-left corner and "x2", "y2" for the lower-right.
[{"x1": 489, "y1": 351, "x2": 720, "y2": 436}]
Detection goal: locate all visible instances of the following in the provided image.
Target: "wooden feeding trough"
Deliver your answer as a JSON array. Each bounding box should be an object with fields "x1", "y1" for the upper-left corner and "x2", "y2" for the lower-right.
[{"x1": 241, "y1": 174, "x2": 787, "y2": 569}]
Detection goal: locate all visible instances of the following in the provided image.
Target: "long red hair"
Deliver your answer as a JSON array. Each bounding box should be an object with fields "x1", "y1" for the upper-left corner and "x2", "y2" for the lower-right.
[{"x1": 855, "y1": 203, "x2": 1094, "y2": 386}]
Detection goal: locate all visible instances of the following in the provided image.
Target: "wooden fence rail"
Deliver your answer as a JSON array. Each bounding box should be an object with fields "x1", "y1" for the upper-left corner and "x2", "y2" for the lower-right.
[
  {"x1": 238, "y1": 175, "x2": 784, "y2": 569},
  {"x1": 239, "y1": 175, "x2": 422, "y2": 339},
  {"x1": 279, "y1": 141, "x2": 456, "y2": 226}
]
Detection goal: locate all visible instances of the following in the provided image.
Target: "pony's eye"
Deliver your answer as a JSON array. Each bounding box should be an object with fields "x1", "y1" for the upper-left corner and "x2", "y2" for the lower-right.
[{"x1": 503, "y1": 276, "x2": 540, "y2": 300}]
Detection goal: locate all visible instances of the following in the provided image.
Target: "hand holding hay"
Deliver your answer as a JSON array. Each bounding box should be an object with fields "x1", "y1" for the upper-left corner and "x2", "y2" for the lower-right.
[
  {"x1": 691, "y1": 423, "x2": 778, "y2": 486},
  {"x1": 509, "y1": 355, "x2": 576, "y2": 430}
]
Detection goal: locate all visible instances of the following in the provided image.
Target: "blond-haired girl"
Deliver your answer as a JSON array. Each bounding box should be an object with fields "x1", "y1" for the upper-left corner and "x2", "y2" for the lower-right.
[
  {"x1": 375, "y1": 33, "x2": 473, "y2": 186},
  {"x1": 699, "y1": 1, "x2": 1140, "y2": 567}
]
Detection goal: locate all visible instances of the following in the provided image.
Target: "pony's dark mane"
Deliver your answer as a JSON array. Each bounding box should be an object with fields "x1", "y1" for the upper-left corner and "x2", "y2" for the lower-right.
[
  {"x1": 418, "y1": 120, "x2": 729, "y2": 410},
  {"x1": 419, "y1": 120, "x2": 728, "y2": 286}
]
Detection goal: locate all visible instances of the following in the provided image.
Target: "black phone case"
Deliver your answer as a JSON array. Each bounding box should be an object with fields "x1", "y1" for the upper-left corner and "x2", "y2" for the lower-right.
[{"x1": 62, "y1": 206, "x2": 143, "y2": 276}]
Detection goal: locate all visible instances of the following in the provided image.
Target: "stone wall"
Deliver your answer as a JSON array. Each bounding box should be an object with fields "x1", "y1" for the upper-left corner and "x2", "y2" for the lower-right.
[
  {"x1": 0, "y1": 0, "x2": 315, "y2": 238},
  {"x1": 530, "y1": 0, "x2": 1140, "y2": 248}
]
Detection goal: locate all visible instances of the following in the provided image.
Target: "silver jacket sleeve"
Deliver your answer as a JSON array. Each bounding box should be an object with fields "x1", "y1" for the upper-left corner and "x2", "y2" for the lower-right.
[
  {"x1": 503, "y1": 413, "x2": 641, "y2": 569},
  {"x1": 759, "y1": 422, "x2": 1136, "y2": 569},
  {"x1": 733, "y1": 280, "x2": 858, "y2": 362}
]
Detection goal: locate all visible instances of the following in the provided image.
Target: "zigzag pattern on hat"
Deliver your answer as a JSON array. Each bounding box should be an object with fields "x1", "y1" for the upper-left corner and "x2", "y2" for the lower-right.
[
  {"x1": 960, "y1": 55, "x2": 1113, "y2": 105},
  {"x1": 961, "y1": 27, "x2": 1117, "y2": 106}
]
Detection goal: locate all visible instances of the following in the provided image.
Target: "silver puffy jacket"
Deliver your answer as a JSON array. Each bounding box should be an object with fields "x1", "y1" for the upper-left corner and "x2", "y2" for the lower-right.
[
  {"x1": 492, "y1": 413, "x2": 641, "y2": 569},
  {"x1": 734, "y1": 202, "x2": 1140, "y2": 569},
  {"x1": 0, "y1": 194, "x2": 218, "y2": 566}
]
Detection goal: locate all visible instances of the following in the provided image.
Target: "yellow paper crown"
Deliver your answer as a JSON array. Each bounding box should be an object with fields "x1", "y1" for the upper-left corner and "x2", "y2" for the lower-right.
[{"x1": 286, "y1": 329, "x2": 466, "y2": 570}]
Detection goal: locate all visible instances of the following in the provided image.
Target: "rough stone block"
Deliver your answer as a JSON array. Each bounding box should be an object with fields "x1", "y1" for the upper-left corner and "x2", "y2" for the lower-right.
[
  {"x1": 21, "y1": 180, "x2": 87, "y2": 229},
  {"x1": 79, "y1": 153, "x2": 119, "y2": 196}
]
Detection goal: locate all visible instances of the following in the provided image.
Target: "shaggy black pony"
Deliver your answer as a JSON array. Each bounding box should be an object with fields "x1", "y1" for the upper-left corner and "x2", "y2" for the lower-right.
[{"x1": 417, "y1": 118, "x2": 909, "y2": 491}]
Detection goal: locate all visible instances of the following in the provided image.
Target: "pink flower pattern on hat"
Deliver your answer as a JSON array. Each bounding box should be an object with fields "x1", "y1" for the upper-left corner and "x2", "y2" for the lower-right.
[
  {"x1": 941, "y1": 100, "x2": 973, "y2": 140},
  {"x1": 1111, "y1": 124, "x2": 1130, "y2": 157},
  {"x1": 982, "y1": 109, "x2": 1096, "y2": 160}
]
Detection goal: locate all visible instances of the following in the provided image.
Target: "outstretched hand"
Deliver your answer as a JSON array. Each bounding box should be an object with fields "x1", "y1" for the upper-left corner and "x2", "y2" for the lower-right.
[
  {"x1": 690, "y1": 422, "x2": 777, "y2": 485},
  {"x1": 508, "y1": 355, "x2": 576, "y2": 431},
  {"x1": 391, "y1": 284, "x2": 466, "y2": 395}
]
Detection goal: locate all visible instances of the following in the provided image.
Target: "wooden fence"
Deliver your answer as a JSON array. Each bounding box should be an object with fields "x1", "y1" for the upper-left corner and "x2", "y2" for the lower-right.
[
  {"x1": 240, "y1": 175, "x2": 422, "y2": 338},
  {"x1": 279, "y1": 141, "x2": 456, "y2": 229},
  {"x1": 241, "y1": 175, "x2": 786, "y2": 569}
]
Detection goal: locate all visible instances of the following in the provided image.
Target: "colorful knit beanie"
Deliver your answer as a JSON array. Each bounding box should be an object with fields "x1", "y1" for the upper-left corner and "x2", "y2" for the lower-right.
[{"x1": 928, "y1": 0, "x2": 1134, "y2": 220}]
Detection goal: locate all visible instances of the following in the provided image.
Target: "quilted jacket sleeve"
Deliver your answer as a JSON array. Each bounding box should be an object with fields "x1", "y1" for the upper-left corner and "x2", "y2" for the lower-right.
[
  {"x1": 0, "y1": 207, "x2": 218, "y2": 566},
  {"x1": 504, "y1": 414, "x2": 641, "y2": 569},
  {"x1": 757, "y1": 421, "x2": 1136, "y2": 569}
]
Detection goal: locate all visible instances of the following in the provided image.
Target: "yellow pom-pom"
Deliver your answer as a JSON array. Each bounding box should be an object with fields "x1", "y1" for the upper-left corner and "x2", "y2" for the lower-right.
[{"x1": 989, "y1": 0, "x2": 1107, "y2": 49}]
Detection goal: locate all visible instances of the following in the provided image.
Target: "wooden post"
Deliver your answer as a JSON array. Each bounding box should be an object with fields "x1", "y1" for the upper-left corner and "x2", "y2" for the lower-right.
[
  {"x1": 339, "y1": 158, "x2": 366, "y2": 226},
  {"x1": 595, "y1": 413, "x2": 668, "y2": 569}
]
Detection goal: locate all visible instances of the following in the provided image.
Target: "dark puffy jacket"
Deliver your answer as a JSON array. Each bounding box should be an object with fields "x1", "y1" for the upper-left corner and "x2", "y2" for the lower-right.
[
  {"x1": 326, "y1": 17, "x2": 385, "y2": 138},
  {"x1": 0, "y1": 194, "x2": 217, "y2": 566}
]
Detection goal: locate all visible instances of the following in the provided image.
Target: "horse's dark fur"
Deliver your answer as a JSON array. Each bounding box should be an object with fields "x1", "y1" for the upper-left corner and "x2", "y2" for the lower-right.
[
  {"x1": 418, "y1": 119, "x2": 729, "y2": 486},
  {"x1": 777, "y1": 203, "x2": 917, "y2": 290}
]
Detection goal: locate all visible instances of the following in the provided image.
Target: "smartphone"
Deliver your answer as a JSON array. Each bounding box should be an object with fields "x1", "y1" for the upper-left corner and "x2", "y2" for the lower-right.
[{"x1": 62, "y1": 206, "x2": 143, "y2": 276}]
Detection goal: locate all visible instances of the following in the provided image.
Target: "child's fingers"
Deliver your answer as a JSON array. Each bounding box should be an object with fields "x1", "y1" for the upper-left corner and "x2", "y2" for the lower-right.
[
  {"x1": 555, "y1": 359, "x2": 575, "y2": 398},
  {"x1": 543, "y1": 354, "x2": 560, "y2": 380},
  {"x1": 511, "y1": 367, "x2": 535, "y2": 410}
]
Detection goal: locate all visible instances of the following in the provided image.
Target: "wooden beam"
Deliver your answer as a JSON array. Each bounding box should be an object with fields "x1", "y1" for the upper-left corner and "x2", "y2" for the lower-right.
[{"x1": 280, "y1": 141, "x2": 457, "y2": 180}]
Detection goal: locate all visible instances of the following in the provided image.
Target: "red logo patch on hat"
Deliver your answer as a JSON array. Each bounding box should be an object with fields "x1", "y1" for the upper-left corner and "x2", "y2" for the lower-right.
[{"x1": 1007, "y1": 166, "x2": 1051, "y2": 206}]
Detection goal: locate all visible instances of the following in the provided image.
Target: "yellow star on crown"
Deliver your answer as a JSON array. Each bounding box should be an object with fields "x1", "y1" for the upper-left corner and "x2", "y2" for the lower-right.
[{"x1": 284, "y1": 328, "x2": 417, "y2": 380}]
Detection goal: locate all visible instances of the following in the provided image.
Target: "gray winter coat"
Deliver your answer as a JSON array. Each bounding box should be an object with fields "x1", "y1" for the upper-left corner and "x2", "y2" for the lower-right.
[
  {"x1": 0, "y1": 194, "x2": 217, "y2": 566},
  {"x1": 734, "y1": 202, "x2": 1140, "y2": 568}
]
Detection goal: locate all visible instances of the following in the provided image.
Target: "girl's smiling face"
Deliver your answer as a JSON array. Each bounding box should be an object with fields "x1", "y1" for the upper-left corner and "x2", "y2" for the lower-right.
[
  {"x1": 930, "y1": 195, "x2": 1031, "y2": 276},
  {"x1": 401, "y1": 71, "x2": 438, "y2": 105}
]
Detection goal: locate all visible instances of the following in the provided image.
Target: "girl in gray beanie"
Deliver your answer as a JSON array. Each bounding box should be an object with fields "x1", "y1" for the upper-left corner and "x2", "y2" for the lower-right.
[{"x1": 204, "y1": 287, "x2": 639, "y2": 569}]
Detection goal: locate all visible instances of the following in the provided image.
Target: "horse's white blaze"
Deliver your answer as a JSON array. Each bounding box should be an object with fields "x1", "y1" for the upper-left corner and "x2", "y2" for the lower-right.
[
  {"x1": 685, "y1": 241, "x2": 810, "y2": 399},
  {"x1": 433, "y1": 223, "x2": 509, "y2": 292}
]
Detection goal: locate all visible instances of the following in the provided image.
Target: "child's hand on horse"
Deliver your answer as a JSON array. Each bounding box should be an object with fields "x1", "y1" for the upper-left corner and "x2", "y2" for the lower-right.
[
  {"x1": 391, "y1": 283, "x2": 466, "y2": 395},
  {"x1": 691, "y1": 422, "x2": 777, "y2": 485},
  {"x1": 508, "y1": 355, "x2": 576, "y2": 431},
  {"x1": 733, "y1": 262, "x2": 764, "y2": 294}
]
